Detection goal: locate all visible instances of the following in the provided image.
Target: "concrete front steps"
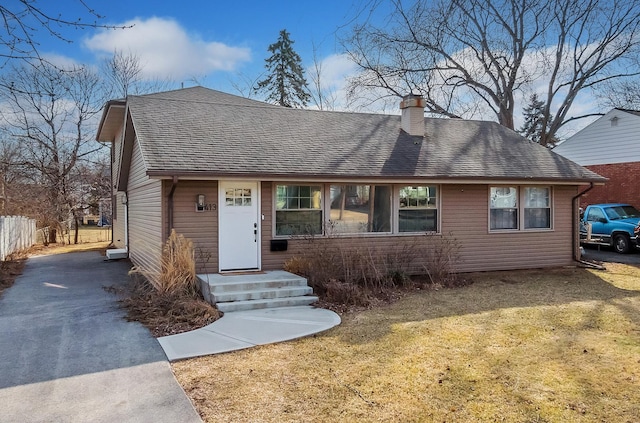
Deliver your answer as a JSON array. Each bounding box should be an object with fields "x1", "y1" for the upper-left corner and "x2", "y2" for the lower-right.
[{"x1": 198, "y1": 270, "x2": 318, "y2": 313}]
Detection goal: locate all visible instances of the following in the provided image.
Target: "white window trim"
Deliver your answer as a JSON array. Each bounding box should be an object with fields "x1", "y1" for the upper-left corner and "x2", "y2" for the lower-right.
[
  {"x1": 272, "y1": 183, "x2": 323, "y2": 237},
  {"x1": 273, "y1": 182, "x2": 442, "y2": 238},
  {"x1": 488, "y1": 185, "x2": 554, "y2": 233},
  {"x1": 393, "y1": 185, "x2": 441, "y2": 234}
]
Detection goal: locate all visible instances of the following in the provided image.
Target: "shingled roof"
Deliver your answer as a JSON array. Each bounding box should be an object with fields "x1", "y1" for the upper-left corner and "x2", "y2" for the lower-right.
[{"x1": 99, "y1": 86, "x2": 605, "y2": 183}]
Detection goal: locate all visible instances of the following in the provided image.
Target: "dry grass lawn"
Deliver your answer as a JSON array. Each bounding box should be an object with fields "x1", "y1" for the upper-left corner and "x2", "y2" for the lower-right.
[
  {"x1": 173, "y1": 264, "x2": 640, "y2": 423},
  {"x1": 58, "y1": 225, "x2": 112, "y2": 244}
]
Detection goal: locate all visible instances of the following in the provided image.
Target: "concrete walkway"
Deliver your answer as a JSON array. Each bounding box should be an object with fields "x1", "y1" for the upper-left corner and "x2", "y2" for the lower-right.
[
  {"x1": 0, "y1": 252, "x2": 201, "y2": 423},
  {"x1": 158, "y1": 305, "x2": 341, "y2": 361}
]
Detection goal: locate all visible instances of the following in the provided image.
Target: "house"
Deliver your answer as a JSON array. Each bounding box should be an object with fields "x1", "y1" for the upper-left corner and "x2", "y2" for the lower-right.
[
  {"x1": 553, "y1": 108, "x2": 640, "y2": 209},
  {"x1": 96, "y1": 87, "x2": 605, "y2": 279}
]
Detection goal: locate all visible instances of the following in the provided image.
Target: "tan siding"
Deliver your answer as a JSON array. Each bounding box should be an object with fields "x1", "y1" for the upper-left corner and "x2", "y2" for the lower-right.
[
  {"x1": 111, "y1": 192, "x2": 126, "y2": 248},
  {"x1": 261, "y1": 182, "x2": 577, "y2": 273},
  {"x1": 110, "y1": 126, "x2": 126, "y2": 249},
  {"x1": 164, "y1": 180, "x2": 219, "y2": 273},
  {"x1": 441, "y1": 184, "x2": 575, "y2": 272},
  {"x1": 261, "y1": 182, "x2": 274, "y2": 268},
  {"x1": 127, "y1": 139, "x2": 163, "y2": 276}
]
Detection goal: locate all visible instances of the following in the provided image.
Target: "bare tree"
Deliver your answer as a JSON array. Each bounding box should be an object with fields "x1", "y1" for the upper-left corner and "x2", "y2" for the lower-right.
[
  {"x1": 102, "y1": 50, "x2": 173, "y2": 98},
  {"x1": 598, "y1": 76, "x2": 640, "y2": 110},
  {"x1": 0, "y1": 1, "x2": 127, "y2": 68},
  {"x1": 0, "y1": 62, "x2": 106, "y2": 240},
  {"x1": 343, "y1": 0, "x2": 640, "y2": 146},
  {"x1": 308, "y1": 43, "x2": 340, "y2": 111}
]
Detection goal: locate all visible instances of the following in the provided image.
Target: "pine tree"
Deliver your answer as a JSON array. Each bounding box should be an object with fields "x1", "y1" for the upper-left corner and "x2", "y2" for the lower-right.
[
  {"x1": 255, "y1": 29, "x2": 310, "y2": 108},
  {"x1": 519, "y1": 94, "x2": 546, "y2": 144},
  {"x1": 518, "y1": 94, "x2": 561, "y2": 147}
]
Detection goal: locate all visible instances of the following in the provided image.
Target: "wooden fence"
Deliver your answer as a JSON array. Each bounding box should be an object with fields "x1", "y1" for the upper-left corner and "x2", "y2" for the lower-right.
[{"x1": 0, "y1": 216, "x2": 36, "y2": 261}]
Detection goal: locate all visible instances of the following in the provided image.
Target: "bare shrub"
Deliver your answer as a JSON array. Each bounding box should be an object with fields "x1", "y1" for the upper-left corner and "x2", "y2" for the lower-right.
[
  {"x1": 421, "y1": 234, "x2": 465, "y2": 288},
  {"x1": 286, "y1": 228, "x2": 464, "y2": 305},
  {"x1": 324, "y1": 279, "x2": 373, "y2": 307}
]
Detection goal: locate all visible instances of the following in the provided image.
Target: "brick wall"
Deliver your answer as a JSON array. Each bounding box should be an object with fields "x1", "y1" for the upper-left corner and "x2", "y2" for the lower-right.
[{"x1": 579, "y1": 162, "x2": 640, "y2": 209}]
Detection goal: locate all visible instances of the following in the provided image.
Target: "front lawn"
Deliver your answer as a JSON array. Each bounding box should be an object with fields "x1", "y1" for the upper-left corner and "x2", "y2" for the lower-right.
[{"x1": 172, "y1": 264, "x2": 640, "y2": 422}]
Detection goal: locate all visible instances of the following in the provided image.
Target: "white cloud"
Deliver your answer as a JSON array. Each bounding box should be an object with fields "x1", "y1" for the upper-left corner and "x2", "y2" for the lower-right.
[
  {"x1": 83, "y1": 17, "x2": 251, "y2": 80},
  {"x1": 314, "y1": 53, "x2": 358, "y2": 90},
  {"x1": 40, "y1": 53, "x2": 82, "y2": 70},
  {"x1": 306, "y1": 53, "x2": 362, "y2": 111}
]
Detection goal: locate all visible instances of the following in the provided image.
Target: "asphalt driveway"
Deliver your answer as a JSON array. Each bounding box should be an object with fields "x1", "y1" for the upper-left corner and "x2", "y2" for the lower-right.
[
  {"x1": 0, "y1": 251, "x2": 201, "y2": 423},
  {"x1": 582, "y1": 244, "x2": 640, "y2": 266}
]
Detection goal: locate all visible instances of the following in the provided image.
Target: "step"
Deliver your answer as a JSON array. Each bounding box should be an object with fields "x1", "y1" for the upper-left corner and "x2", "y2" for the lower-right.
[
  {"x1": 198, "y1": 272, "x2": 308, "y2": 293},
  {"x1": 216, "y1": 295, "x2": 319, "y2": 313},
  {"x1": 212, "y1": 286, "x2": 313, "y2": 303}
]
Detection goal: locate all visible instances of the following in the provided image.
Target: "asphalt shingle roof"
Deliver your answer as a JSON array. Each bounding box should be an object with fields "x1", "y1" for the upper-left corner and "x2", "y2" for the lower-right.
[{"x1": 123, "y1": 86, "x2": 605, "y2": 183}]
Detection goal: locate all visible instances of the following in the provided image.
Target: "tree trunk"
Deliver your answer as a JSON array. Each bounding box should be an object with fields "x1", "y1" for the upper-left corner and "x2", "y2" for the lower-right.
[{"x1": 74, "y1": 215, "x2": 79, "y2": 244}]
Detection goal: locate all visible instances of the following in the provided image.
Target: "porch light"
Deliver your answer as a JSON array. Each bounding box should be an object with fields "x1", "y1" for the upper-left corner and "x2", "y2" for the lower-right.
[{"x1": 196, "y1": 194, "x2": 205, "y2": 212}]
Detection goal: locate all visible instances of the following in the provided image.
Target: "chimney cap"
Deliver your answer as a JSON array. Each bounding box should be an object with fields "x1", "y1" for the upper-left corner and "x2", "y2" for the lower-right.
[{"x1": 400, "y1": 93, "x2": 425, "y2": 109}]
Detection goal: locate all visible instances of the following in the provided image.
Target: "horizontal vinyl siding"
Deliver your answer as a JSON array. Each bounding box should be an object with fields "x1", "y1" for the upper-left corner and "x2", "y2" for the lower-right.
[
  {"x1": 553, "y1": 110, "x2": 640, "y2": 165},
  {"x1": 111, "y1": 192, "x2": 126, "y2": 248},
  {"x1": 111, "y1": 127, "x2": 126, "y2": 249},
  {"x1": 440, "y1": 184, "x2": 575, "y2": 272},
  {"x1": 127, "y1": 139, "x2": 162, "y2": 276},
  {"x1": 165, "y1": 180, "x2": 219, "y2": 273},
  {"x1": 261, "y1": 182, "x2": 577, "y2": 273}
]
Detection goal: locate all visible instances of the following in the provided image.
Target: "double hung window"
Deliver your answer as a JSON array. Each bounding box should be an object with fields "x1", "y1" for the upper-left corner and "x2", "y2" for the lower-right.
[
  {"x1": 490, "y1": 186, "x2": 552, "y2": 231},
  {"x1": 275, "y1": 185, "x2": 322, "y2": 235}
]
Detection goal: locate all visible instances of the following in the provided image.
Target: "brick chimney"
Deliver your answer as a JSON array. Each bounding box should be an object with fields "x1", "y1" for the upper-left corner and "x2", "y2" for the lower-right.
[{"x1": 400, "y1": 93, "x2": 425, "y2": 136}]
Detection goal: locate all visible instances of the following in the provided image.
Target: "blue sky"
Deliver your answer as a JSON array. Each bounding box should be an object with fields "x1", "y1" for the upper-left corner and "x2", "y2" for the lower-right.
[
  {"x1": 33, "y1": 0, "x2": 364, "y2": 98},
  {"x1": 8, "y1": 0, "x2": 607, "y2": 136}
]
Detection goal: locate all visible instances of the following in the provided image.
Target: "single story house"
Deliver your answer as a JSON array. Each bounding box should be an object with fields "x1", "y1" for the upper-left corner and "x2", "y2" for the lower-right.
[
  {"x1": 96, "y1": 87, "x2": 605, "y2": 277},
  {"x1": 553, "y1": 108, "x2": 640, "y2": 209}
]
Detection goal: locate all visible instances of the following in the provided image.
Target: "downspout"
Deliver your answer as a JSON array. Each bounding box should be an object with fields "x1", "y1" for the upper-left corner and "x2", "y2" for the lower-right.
[
  {"x1": 572, "y1": 183, "x2": 604, "y2": 269},
  {"x1": 167, "y1": 176, "x2": 178, "y2": 236}
]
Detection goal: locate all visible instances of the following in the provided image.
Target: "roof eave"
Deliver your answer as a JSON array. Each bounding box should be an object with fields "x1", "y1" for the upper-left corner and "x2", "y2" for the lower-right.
[
  {"x1": 96, "y1": 100, "x2": 126, "y2": 142},
  {"x1": 145, "y1": 169, "x2": 607, "y2": 185}
]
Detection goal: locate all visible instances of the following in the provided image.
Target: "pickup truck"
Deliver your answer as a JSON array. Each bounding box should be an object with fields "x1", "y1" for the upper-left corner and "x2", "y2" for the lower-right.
[{"x1": 580, "y1": 203, "x2": 640, "y2": 253}]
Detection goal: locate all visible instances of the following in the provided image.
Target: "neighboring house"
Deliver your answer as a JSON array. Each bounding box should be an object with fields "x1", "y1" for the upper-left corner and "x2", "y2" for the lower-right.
[
  {"x1": 96, "y1": 87, "x2": 604, "y2": 277},
  {"x1": 553, "y1": 108, "x2": 640, "y2": 209}
]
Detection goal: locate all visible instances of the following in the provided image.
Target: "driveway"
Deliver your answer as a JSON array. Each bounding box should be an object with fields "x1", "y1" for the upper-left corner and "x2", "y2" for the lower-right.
[
  {"x1": 582, "y1": 244, "x2": 640, "y2": 266},
  {"x1": 0, "y1": 251, "x2": 201, "y2": 423}
]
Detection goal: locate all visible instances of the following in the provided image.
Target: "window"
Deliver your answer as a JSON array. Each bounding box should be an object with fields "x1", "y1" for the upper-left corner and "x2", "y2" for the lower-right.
[
  {"x1": 275, "y1": 185, "x2": 322, "y2": 235},
  {"x1": 490, "y1": 187, "x2": 518, "y2": 230},
  {"x1": 399, "y1": 186, "x2": 438, "y2": 232},
  {"x1": 225, "y1": 188, "x2": 252, "y2": 206},
  {"x1": 524, "y1": 187, "x2": 551, "y2": 229},
  {"x1": 490, "y1": 186, "x2": 552, "y2": 231},
  {"x1": 586, "y1": 207, "x2": 605, "y2": 222},
  {"x1": 329, "y1": 185, "x2": 391, "y2": 233}
]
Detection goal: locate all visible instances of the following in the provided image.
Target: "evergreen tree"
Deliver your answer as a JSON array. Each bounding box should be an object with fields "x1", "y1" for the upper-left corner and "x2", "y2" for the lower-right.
[
  {"x1": 255, "y1": 29, "x2": 310, "y2": 108},
  {"x1": 519, "y1": 94, "x2": 558, "y2": 147}
]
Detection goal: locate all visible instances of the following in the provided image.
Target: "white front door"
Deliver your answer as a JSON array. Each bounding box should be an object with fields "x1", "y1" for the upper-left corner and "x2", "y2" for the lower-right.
[{"x1": 218, "y1": 181, "x2": 260, "y2": 271}]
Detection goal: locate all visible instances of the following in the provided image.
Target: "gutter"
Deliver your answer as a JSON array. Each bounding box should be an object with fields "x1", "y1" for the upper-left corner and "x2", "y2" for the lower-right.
[
  {"x1": 167, "y1": 176, "x2": 179, "y2": 235},
  {"x1": 571, "y1": 183, "x2": 605, "y2": 270}
]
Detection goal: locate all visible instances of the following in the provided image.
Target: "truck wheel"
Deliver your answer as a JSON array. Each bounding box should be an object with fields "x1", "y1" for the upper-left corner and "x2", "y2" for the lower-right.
[{"x1": 613, "y1": 234, "x2": 630, "y2": 254}]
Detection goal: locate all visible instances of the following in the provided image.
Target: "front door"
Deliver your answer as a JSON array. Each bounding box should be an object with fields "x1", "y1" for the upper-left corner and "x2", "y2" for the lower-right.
[{"x1": 218, "y1": 181, "x2": 260, "y2": 271}]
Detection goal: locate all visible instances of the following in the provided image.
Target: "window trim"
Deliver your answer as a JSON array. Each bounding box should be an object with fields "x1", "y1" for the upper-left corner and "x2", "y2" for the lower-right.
[
  {"x1": 272, "y1": 182, "x2": 442, "y2": 238},
  {"x1": 395, "y1": 185, "x2": 440, "y2": 234},
  {"x1": 273, "y1": 184, "x2": 323, "y2": 236},
  {"x1": 327, "y1": 184, "x2": 394, "y2": 235},
  {"x1": 488, "y1": 185, "x2": 554, "y2": 233}
]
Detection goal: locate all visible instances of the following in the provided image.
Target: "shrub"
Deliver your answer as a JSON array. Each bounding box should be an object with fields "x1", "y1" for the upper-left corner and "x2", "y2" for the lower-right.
[
  {"x1": 421, "y1": 233, "x2": 465, "y2": 288},
  {"x1": 285, "y1": 228, "x2": 463, "y2": 305},
  {"x1": 323, "y1": 279, "x2": 372, "y2": 307}
]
